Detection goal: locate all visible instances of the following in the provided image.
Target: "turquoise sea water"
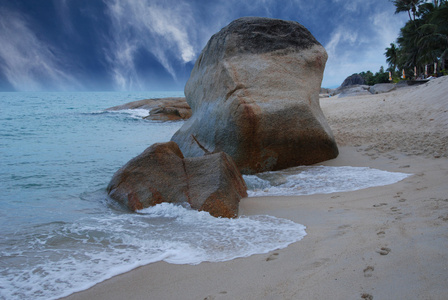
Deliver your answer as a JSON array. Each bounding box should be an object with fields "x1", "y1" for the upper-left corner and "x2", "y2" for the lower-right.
[
  {"x1": 0, "y1": 92, "x2": 309, "y2": 300},
  {"x1": 0, "y1": 92, "x2": 410, "y2": 300}
]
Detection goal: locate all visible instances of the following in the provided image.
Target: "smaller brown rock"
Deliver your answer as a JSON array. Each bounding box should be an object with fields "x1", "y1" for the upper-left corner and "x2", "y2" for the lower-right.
[
  {"x1": 107, "y1": 142, "x2": 189, "y2": 210},
  {"x1": 185, "y1": 152, "x2": 247, "y2": 218},
  {"x1": 107, "y1": 142, "x2": 247, "y2": 218}
]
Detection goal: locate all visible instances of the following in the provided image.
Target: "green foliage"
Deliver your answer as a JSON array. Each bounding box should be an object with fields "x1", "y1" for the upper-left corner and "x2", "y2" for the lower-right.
[
  {"x1": 385, "y1": 43, "x2": 400, "y2": 72},
  {"x1": 353, "y1": 66, "x2": 391, "y2": 86},
  {"x1": 392, "y1": 0, "x2": 425, "y2": 21},
  {"x1": 386, "y1": 0, "x2": 448, "y2": 76}
]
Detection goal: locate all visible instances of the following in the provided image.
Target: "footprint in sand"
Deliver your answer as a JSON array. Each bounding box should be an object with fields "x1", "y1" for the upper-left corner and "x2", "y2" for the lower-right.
[
  {"x1": 390, "y1": 206, "x2": 400, "y2": 212},
  {"x1": 204, "y1": 292, "x2": 227, "y2": 300},
  {"x1": 376, "y1": 247, "x2": 391, "y2": 255},
  {"x1": 376, "y1": 231, "x2": 385, "y2": 237},
  {"x1": 361, "y1": 293, "x2": 373, "y2": 300},
  {"x1": 373, "y1": 203, "x2": 388, "y2": 207},
  {"x1": 363, "y1": 266, "x2": 374, "y2": 278},
  {"x1": 266, "y1": 252, "x2": 279, "y2": 261},
  {"x1": 438, "y1": 215, "x2": 448, "y2": 222}
]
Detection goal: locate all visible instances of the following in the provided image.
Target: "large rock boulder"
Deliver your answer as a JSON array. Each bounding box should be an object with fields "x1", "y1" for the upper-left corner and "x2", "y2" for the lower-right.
[
  {"x1": 171, "y1": 17, "x2": 338, "y2": 174},
  {"x1": 107, "y1": 142, "x2": 247, "y2": 218}
]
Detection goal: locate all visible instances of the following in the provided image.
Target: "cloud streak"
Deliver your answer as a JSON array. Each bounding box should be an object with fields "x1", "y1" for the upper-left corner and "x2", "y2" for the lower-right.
[
  {"x1": 322, "y1": 4, "x2": 407, "y2": 87},
  {"x1": 0, "y1": 8, "x2": 81, "y2": 91},
  {"x1": 104, "y1": 0, "x2": 198, "y2": 90},
  {"x1": 0, "y1": 0, "x2": 410, "y2": 91}
]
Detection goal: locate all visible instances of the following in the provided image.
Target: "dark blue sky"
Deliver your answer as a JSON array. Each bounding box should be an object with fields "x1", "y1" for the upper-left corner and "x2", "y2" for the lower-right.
[{"x1": 0, "y1": 0, "x2": 407, "y2": 91}]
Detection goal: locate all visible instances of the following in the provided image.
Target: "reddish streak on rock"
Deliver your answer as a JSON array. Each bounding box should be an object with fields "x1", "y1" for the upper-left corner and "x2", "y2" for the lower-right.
[
  {"x1": 128, "y1": 192, "x2": 143, "y2": 211},
  {"x1": 149, "y1": 187, "x2": 165, "y2": 205}
]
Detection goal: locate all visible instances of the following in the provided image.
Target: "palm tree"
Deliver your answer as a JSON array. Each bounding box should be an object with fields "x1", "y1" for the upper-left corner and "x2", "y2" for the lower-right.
[
  {"x1": 425, "y1": 2, "x2": 448, "y2": 69},
  {"x1": 396, "y1": 1, "x2": 448, "y2": 72},
  {"x1": 391, "y1": 0, "x2": 424, "y2": 21},
  {"x1": 416, "y1": 3, "x2": 440, "y2": 65},
  {"x1": 385, "y1": 43, "x2": 400, "y2": 72},
  {"x1": 397, "y1": 19, "x2": 423, "y2": 70}
]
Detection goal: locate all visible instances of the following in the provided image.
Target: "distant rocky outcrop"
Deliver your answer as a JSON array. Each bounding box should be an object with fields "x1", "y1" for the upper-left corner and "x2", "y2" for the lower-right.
[
  {"x1": 340, "y1": 74, "x2": 366, "y2": 87},
  {"x1": 337, "y1": 85, "x2": 371, "y2": 98},
  {"x1": 333, "y1": 83, "x2": 397, "y2": 98},
  {"x1": 106, "y1": 97, "x2": 191, "y2": 121},
  {"x1": 171, "y1": 17, "x2": 338, "y2": 174},
  {"x1": 369, "y1": 83, "x2": 396, "y2": 94},
  {"x1": 107, "y1": 142, "x2": 247, "y2": 218}
]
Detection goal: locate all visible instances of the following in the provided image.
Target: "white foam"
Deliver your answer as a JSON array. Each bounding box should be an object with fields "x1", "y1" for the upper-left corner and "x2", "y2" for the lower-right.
[
  {"x1": 244, "y1": 166, "x2": 411, "y2": 197},
  {"x1": 88, "y1": 108, "x2": 150, "y2": 119},
  {"x1": 106, "y1": 108, "x2": 150, "y2": 119},
  {"x1": 0, "y1": 203, "x2": 306, "y2": 300}
]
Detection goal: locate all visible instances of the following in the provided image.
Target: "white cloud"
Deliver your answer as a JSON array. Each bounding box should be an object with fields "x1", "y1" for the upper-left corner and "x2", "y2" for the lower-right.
[
  {"x1": 331, "y1": 0, "x2": 373, "y2": 13},
  {"x1": 322, "y1": 6, "x2": 407, "y2": 88},
  {"x1": 323, "y1": 26, "x2": 362, "y2": 87},
  {"x1": 104, "y1": 0, "x2": 198, "y2": 90},
  {"x1": 0, "y1": 8, "x2": 81, "y2": 91},
  {"x1": 371, "y1": 10, "x2": 405, "y2": 46}
]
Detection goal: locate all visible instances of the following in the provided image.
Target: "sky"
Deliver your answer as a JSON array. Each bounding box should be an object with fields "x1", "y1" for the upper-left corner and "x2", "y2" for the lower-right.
[{"x1": 0, "y1": 0, "x2": 408, "y2": 91}]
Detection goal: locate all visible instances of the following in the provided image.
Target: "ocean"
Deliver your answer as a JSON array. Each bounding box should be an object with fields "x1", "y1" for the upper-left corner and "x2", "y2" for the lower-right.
[{"x1": 0, "y1": 92, "x2": 409, "y2": 300}]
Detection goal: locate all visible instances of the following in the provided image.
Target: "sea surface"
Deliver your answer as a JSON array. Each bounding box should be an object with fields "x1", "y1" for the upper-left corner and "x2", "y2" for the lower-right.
[{"x1": 0, "y1": 92, "x2": 409, "y2": 300}]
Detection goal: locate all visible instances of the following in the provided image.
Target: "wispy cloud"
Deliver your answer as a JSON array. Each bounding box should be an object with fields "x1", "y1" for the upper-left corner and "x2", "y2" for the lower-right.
[
  {"x1": 0, "y1": 0, "x2": 410, "y2": 91},
  {"x1": 0, "y1": 8, "x2": 81, "y2": 91},
  {"x1": 53, "y1": 0, "x2": 74, "y2": 35},
  {"x1": 323, "y1": 26, "x2": 363, "y2": 87},
  {"x1": 104, "y1": 0, "x2": 198, "y2": 90},
  {"x1": 322, "y1": 5, "x2": 407, "y2": 87}
]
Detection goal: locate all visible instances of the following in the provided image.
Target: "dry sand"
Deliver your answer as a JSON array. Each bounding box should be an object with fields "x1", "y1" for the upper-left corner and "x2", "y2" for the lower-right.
[{"x1": 63, "y1": 77, "x2": 448, "y2": 300}]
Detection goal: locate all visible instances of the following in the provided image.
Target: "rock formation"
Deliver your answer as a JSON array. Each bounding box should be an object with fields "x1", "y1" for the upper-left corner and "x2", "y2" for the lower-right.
[
  {"x1": 171, "y1": 17, "x2": 338, "y2": 174},
  {"x1": 340, "y1": 74, "x2": 366, "y2": 87},
  {"x1": 107, "y1": 142, "x2": 247, "y2": 218},
  {"x1": 334, "y1": 83, "x2": 397, "y2": 98},
  {"x1": 106, "y1": 97, "x2": 191, "y2": 121},
  {"x1": 369, "y1": 83, "x2": 396, "y2": 94},
  {"x1": 337, "y1": 85, "x2": 371, "y2": 98}
]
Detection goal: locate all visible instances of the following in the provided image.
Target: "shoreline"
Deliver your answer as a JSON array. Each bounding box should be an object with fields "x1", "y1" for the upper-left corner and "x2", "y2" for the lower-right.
[{"x1": 62, "y1": 77, "x2": 448, "y2": 300}]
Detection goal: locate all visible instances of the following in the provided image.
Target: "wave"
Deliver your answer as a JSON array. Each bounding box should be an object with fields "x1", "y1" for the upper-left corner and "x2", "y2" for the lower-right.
[
  {"x1": 244, "y1": 165, "x2": 410, "y2": 197},
  {"x1": 0, "y1": 203, "x2": 306, "y2": 300},
  {"x1": 86, "y1": 108, "x2": 150, "y2": 119}
]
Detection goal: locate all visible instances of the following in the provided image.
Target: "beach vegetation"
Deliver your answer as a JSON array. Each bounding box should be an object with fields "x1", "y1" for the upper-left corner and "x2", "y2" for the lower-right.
[
  {"x1": 392, "y1": 0, "x2": 425, "y2": 21},
  {"x1": 349, "y1": 66, "x2": 391, "y2": 86},
  {"x1": 386, "y1": 0, "x2": 448, "y2": 78}
]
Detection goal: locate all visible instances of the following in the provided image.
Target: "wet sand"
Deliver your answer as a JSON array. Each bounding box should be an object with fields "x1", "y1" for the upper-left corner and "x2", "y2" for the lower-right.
[{"x1": 63, "y1": 77, "x2": 448, "y2": 300}]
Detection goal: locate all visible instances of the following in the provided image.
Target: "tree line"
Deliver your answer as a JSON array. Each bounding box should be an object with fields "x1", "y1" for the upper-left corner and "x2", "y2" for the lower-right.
[{"x1": 385, "y1": 0, "x2": 448, "y2": 79}]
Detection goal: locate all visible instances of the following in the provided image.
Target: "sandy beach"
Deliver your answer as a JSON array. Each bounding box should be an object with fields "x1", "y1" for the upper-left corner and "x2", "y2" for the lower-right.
[{"x1": 63, "y1": 77, "x2": 448, "y2": 300}]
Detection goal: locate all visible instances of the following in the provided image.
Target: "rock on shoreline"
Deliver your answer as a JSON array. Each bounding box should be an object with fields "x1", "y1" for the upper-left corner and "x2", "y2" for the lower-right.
[
  {"x1": 106, "y1": 17, "x2": 343, "y2": 217},
  {"x1": 107, "y1": 142, "x2": 247, "y2": 218},
  {"x1": 171, "y1": 17, "x2": 338, "y2": 174},
  {"x1": 106, "y1": 97, "x2": 191, "y2": 121}
]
